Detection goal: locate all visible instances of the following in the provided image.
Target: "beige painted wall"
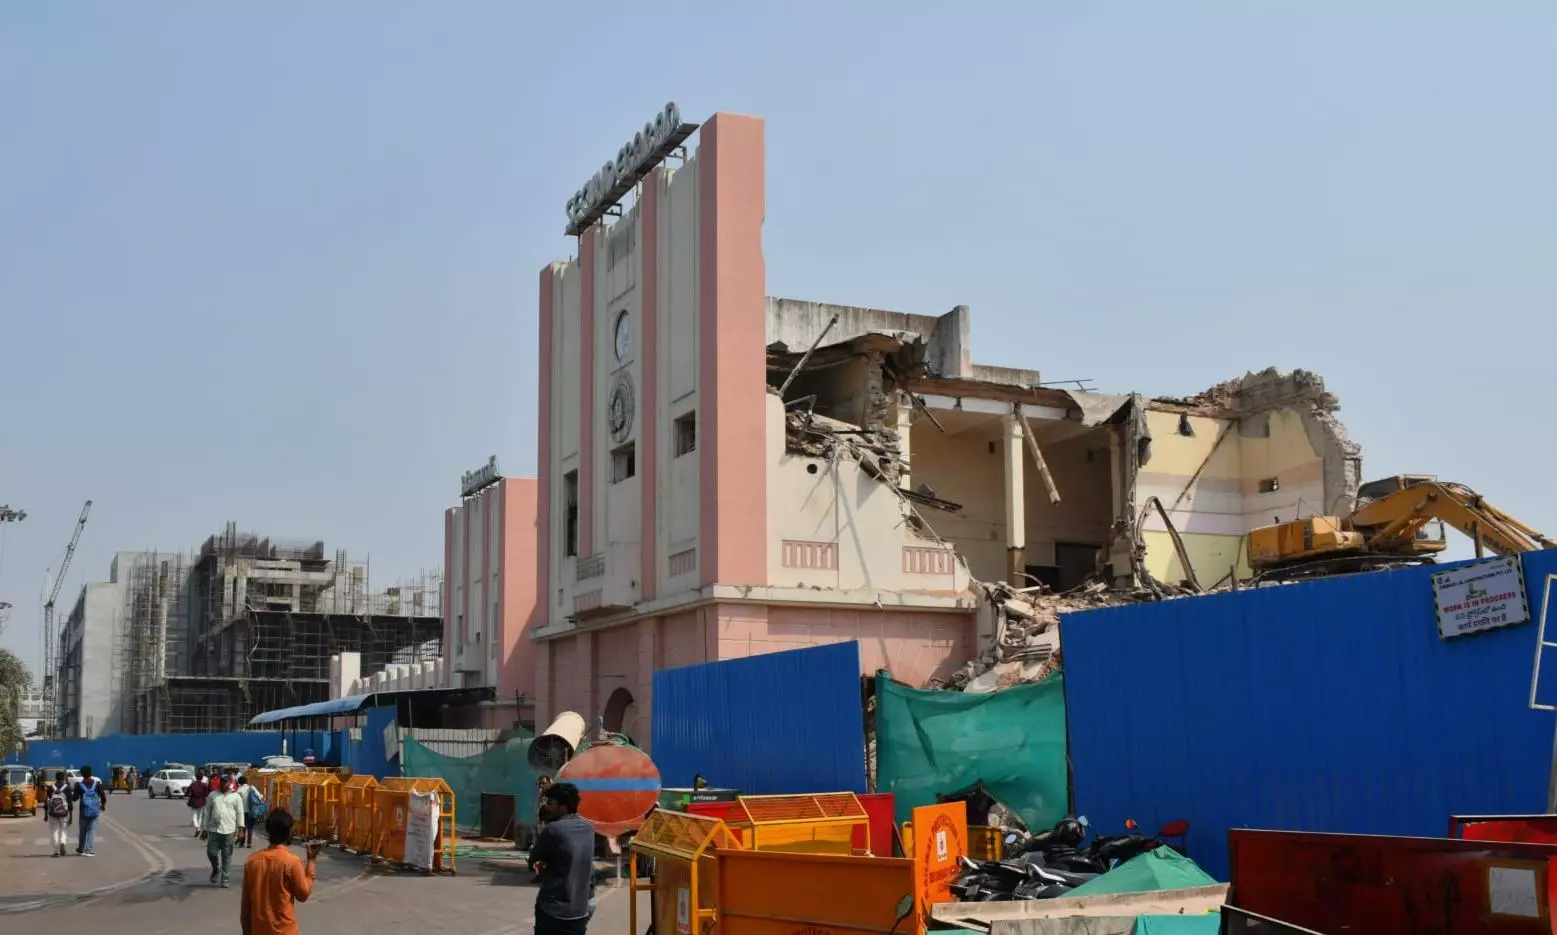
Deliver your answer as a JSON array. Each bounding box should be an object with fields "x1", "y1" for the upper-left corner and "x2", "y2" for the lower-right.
[
  {"x1": 910, "y1": 418, "x2": 1007, "y2": 582},
  {"x1": 767, "y1": 395, "x2": 969, "y2": 594},
  {"x1": 1137, "y1": 408, "x2": 1331, "y2": 584},
  {"x1": 543, "y1": 156, "x2": 705, "y2": 627}
]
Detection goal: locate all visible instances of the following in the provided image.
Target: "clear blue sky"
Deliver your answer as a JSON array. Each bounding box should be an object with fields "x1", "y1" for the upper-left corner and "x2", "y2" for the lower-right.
[{"x1": 3, "y1": 3, "x2": 1554, "y2": 673}]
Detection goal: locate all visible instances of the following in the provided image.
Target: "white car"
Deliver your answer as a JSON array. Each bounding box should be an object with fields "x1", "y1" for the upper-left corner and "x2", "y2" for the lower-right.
[{"x1": 148, "y1": 769, "x2": 194, "y2": 798}]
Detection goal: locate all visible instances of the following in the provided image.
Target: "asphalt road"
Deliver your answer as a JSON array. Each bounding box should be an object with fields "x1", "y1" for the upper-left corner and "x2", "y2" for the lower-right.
[{"x1": 0, "y1": 791, "x2": 644, "y2": 933}]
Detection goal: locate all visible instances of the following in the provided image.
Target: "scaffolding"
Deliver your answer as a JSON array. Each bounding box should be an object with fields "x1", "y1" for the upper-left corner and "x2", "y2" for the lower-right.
[{"x1": 105, "y1": 521, "x2": 444, "y2": 735}]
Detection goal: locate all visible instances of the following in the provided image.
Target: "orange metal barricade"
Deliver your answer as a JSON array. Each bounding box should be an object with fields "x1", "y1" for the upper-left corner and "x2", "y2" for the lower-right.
[
  {"x1": 371, "y1": 777, "x2": 456, "y2": 873},
  {"x1": 629, "y1": 810, "x2": 742, "y2": 935},
  {"x1": 283, "y1": 771, "x2": 342, "y2": 841},
  {"x1": 725, "y1": 792, "x2": 872, "y2": 855},
  {"x1": 716, "y1": 847, "x2": 921, "y2": 935},
  {"x1": 338, "y1": 775, "x2": 378, "y2": 853},
  {"x1": 901, "y1": 821, "x2": 1003, "y2": 861}
]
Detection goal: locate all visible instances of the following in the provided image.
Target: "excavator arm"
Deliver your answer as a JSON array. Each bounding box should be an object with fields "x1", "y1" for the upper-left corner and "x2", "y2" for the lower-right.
[{"x1": 1350, "y1": 479, "x2": 1556, "y2": 558}]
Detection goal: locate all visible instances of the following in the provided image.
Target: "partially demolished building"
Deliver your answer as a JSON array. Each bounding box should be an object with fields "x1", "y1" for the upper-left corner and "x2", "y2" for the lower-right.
[
  {"x1": 57, "y1": 524, "x2": 442, "y2": 738},
  {"x1": 531, "y1": 110, "x2": 1361, "y2": 737}
]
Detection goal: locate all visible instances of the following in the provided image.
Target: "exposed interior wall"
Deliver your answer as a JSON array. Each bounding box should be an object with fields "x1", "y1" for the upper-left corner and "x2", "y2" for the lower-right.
[
  {"x1": 1136, "y1": 402, "x2": 1347, "y2": 585},
  {"x1": 909, "y1": 414, "x2": 1007, "y2": 583},
  {"x1": 767, "y1": 396, "x2": 966, "y2": 594},
  {"x1": 1022, "y1": 425, "x2": 1116, "y2": 589}
]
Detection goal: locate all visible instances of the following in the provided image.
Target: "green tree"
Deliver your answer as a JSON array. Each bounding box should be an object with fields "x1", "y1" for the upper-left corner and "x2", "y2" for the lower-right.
[{"x1": 0, "y1": 648, "x2": 30, "y2": 755}]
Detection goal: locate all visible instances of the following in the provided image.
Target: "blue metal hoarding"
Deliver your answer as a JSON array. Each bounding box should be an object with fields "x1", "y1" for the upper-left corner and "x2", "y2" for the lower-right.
[
  {"x1": 1062, "y1": 549, "x2": 1557, "y2": 881},
  {"x1": 651, "y1": 641, "x2": 867, "y2": 795}
]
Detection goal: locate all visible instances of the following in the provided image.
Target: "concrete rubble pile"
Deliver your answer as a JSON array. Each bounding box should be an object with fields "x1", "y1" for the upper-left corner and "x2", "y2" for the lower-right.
[{"x1": 936, "y1": 579, "x2": 1139, "y2": 691}]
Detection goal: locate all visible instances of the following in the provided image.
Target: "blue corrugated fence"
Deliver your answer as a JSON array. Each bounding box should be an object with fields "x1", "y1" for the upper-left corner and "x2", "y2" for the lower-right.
[
  {"x1": 5, "y1": 730, "x2": 327, "y2": 773},
  {"x1": 1062, "y1": 550, "x2": 1557, "y2": 881},
  {"x1": 652, "y1": 641, "x2": 866, "y2": 794}
]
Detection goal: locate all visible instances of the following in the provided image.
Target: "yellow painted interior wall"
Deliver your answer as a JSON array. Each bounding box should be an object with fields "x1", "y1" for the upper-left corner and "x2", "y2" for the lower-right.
[{"x1": 1142, "y1": 530, "x2": 1251, "y2": 586}]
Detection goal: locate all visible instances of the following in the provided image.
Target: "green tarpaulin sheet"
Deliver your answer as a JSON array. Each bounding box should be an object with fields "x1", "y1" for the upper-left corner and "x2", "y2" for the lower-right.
[
  {"x1": 873, "y1": 670, "x2": 1068, "y2": 829},
  {"x1": 1067, "y1": 847, "x2": 1218, "y2": 897},
  {"x1": 401, "y1": 734, "x2": 539, "y2": 833},
  {"x1": 1132, "y1": 915, "x2": 1220, "y2": 935}
]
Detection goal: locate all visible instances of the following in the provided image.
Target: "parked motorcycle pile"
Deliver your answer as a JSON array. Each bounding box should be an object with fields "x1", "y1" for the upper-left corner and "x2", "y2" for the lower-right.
[{"x1": 948, "y1": 817, "x2": 1175, "y2": 902}]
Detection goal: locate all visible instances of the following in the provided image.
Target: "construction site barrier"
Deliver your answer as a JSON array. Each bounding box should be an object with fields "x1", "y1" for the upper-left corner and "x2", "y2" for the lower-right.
[
  {"x1": 630, "y1": 810, "x2": 741, "y2": 935},
  {"x1": 284, "y1": 771, "x2": 342, "y2": 841},
  {"x1": 716, "y1": 847, "x2": 921, "y2": 935},
  {"x1": 1449, "y1": 813, "x2": 1557, "y2": 844},
  {"x1": 725, "y1": 792, "x2": 871, "y2": 855},
  {"x1": 247, "y1": 767, "x2": 307, "y2": 806},
  {"x1": 900, "y1": 821, "x2": 1003, "y2": 861},
  {"x1": 1228, "y1": 828, "x2": 1557, "y2": 933},
  {"x1": 338, "y1": 775, "x2": 378, "y2": 853},
  {"x1": 372, "y1": 777, "x2": 456, "y2": 873}
]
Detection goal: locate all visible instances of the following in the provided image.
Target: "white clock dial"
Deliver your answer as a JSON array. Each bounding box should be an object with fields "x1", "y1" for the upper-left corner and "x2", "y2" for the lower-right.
[{"x1": 614, "y1": 310, "x2": 631, "y2": 361}]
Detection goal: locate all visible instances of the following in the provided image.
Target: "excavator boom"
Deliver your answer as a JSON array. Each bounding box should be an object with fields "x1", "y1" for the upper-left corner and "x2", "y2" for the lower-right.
[{"x1": 1350, "y1": 478, "x2": 1556, "y2": 558}]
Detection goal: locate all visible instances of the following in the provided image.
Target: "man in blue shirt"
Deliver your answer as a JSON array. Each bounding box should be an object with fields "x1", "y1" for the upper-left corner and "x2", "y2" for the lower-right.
[{"x1": 529, "y1": 782, "x2": 596, "y2": 935}]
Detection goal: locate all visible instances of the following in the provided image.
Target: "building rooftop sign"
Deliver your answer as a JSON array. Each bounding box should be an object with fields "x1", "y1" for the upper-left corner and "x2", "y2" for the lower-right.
[
  {"x1": 565, "y1": 102, "x2": 698, "y2": 236},
  {"x1": 461, "y1": 455, "x2": 502, "y2": 498}
]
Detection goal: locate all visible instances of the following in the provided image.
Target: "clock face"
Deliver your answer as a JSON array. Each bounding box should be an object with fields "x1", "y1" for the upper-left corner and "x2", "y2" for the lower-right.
[{"x1": 613, "y1": 310, "x2": 631, "y2": 361}]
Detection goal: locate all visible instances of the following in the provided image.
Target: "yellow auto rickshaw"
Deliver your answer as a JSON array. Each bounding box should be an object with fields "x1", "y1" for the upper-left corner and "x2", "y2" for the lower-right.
[
  {"x1": 0, "y1": 765, "x2": 38, "y2": 817},
  {"x1": 110, "y1": 765, "x2": 137, "y2": 794}
]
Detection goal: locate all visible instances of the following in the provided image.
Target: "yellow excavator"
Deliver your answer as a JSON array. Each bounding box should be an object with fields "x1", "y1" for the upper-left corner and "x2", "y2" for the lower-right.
[{"x1": 1247, "y1": 474, "x2": 1555, "y2": 580}]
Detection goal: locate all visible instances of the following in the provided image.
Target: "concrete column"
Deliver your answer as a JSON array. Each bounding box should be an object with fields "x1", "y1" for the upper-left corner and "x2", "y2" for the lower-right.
[
  {"x1": 894, "y1": 397, "x2": 914, "y2": 489},
  {"x1": 1003, "y1": 414, "x2": 1026, "y2": 583}
]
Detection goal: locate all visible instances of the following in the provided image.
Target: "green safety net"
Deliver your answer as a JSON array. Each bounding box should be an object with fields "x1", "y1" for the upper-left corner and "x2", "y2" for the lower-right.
[
  {"x1": 400, "y1": 734, "x2": 539, "y2": 833},
  {"x1": 873, "y1": 670, "x2": 1068, "y2": 830},
  {"x1": 1067, "y1": 847, "x2": 1219, "y2": 897},
  {"x1": 1132, "y1": 916, "x2": 1221, "y2": 935}
]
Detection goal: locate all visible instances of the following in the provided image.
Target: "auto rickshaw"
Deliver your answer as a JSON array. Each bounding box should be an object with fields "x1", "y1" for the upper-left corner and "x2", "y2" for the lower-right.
[
  {"x1": 0, "y1": 765, "x2": 38, "y2": 817},
  {"x1": 110, "y1": 765, "x2": 137, "y2": 794}
]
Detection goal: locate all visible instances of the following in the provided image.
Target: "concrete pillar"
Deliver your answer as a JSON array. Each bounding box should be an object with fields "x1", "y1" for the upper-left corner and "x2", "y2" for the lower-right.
[
  {"x1": 894, "y1": 398, "x2": 914, "y2": 490},
  {"x1": 1003, "y1": 414, "x2": 1026, "y2": 584}
]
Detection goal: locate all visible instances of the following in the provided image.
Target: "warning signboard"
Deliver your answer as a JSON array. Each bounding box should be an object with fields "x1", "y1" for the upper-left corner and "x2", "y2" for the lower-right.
[{"x1": 557, "y1": 742, "x2": 661, "y2": 837}]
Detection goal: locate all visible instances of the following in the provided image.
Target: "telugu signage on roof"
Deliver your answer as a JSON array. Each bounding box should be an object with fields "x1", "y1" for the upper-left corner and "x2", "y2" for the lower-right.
[
  {"x1": 1431, "y1": 556, "x2": 1530, "y2": 639},
  {"x1": 564, "y1": 102, "x2": 698, "y2": 236},
  {"x1": 460, "y1": 455, "x2": 501, "y2": 498}
]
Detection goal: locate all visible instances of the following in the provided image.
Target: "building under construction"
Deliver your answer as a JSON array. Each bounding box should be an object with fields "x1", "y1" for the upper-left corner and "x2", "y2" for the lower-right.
[{"x1": 62, "y1": 523, "x2": 441, "y2": 738}]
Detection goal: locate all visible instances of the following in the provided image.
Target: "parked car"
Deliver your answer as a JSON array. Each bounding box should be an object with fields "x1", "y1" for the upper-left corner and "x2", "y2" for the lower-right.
[{"x1": 148, "y1": 768, "x2": 194, "y2": 798}]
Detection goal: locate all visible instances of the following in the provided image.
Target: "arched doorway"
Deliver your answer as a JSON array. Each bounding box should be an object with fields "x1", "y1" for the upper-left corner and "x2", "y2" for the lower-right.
[{"x1": 602, "y1": 687, "x2": 636, "y2": 737}]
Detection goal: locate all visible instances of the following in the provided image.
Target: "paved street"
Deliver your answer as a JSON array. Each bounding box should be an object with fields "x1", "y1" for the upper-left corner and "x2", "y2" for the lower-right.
[{"x1": 0, "y1": 792, "x2": 644, "y2": 933}]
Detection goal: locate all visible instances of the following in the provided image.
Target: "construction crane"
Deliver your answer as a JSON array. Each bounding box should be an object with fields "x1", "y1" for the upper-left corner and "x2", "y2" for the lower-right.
[{"x1": 42, "y1": 500, "x2": 92, "y2": 732}]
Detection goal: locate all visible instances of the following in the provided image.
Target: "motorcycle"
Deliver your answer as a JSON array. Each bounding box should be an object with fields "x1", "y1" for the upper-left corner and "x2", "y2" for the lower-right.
[{"x1": 951, "y1": 815, "x2": 1189, "y2": 902}]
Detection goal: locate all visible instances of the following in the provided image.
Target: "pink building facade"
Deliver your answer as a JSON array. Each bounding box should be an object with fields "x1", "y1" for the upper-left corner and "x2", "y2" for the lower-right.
[
  {"x1": 533, "y1": 111, "x2": 978, "y2": 742},
  {"x1": 443, "y1": 472, "x2": 539, "y2": 705}
]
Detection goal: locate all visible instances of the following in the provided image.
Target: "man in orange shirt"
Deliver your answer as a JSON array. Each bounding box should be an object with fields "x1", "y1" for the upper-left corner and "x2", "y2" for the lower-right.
[{"x1": 241, "y1": 809, "x2": 322, "y2": 935}]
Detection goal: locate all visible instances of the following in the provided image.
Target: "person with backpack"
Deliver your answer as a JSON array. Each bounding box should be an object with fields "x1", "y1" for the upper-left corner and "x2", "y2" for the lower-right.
[
  {"x1": 238, "y1": 776, "x2": 266, "y2": 848},
  {"x1": 42, "y1": 770, "x2": 73, "y2": 857},
  {"x1": 73, "y1": 765, "x2": 106, "y2": 856}
]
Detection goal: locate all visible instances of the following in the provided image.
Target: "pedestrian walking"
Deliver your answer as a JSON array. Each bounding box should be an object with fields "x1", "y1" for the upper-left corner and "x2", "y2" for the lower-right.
[
  {"x1": 42, "y1": 770, "x2": 72, "y2": 857},
  {"x1": 239, "y1": 776, "x2": 266, "y2": 848},
  {"x1": 188, "y1": 769, "x2": 211, "y2": 835},
  {"x1": 204, "y1": 772, "x2": 246, "y2": 887},
  {"x1": 241, "y1": 809, "x2": 321, "y2": 935},
  {"x1": 73, "y1": 765, "x2": 106, "y2": 856},
  {"x1": 529, "y1": 782, "x2": 596, "y2": 935}
]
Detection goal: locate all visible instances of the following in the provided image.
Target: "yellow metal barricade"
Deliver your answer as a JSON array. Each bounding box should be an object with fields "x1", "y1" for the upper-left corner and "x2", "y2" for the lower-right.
[
  {"x1": 371, "y1": 777, "x2": 456, "y2": 873},
  {"x1": 900, "y1": 821, "x2": 1003, "y2": 861},
  {"x1": 630, "y1": 810, "x2": 742, "y2": 935},
  {"x1": 727, "y1": 792, "x2": 871, "y2": 855},
  {"x1": 338, "y1": 775, "x2": 378, "y2": 853},
  {"x1": 283, "y1": 771, "x2": 342, "y2": 841}
]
